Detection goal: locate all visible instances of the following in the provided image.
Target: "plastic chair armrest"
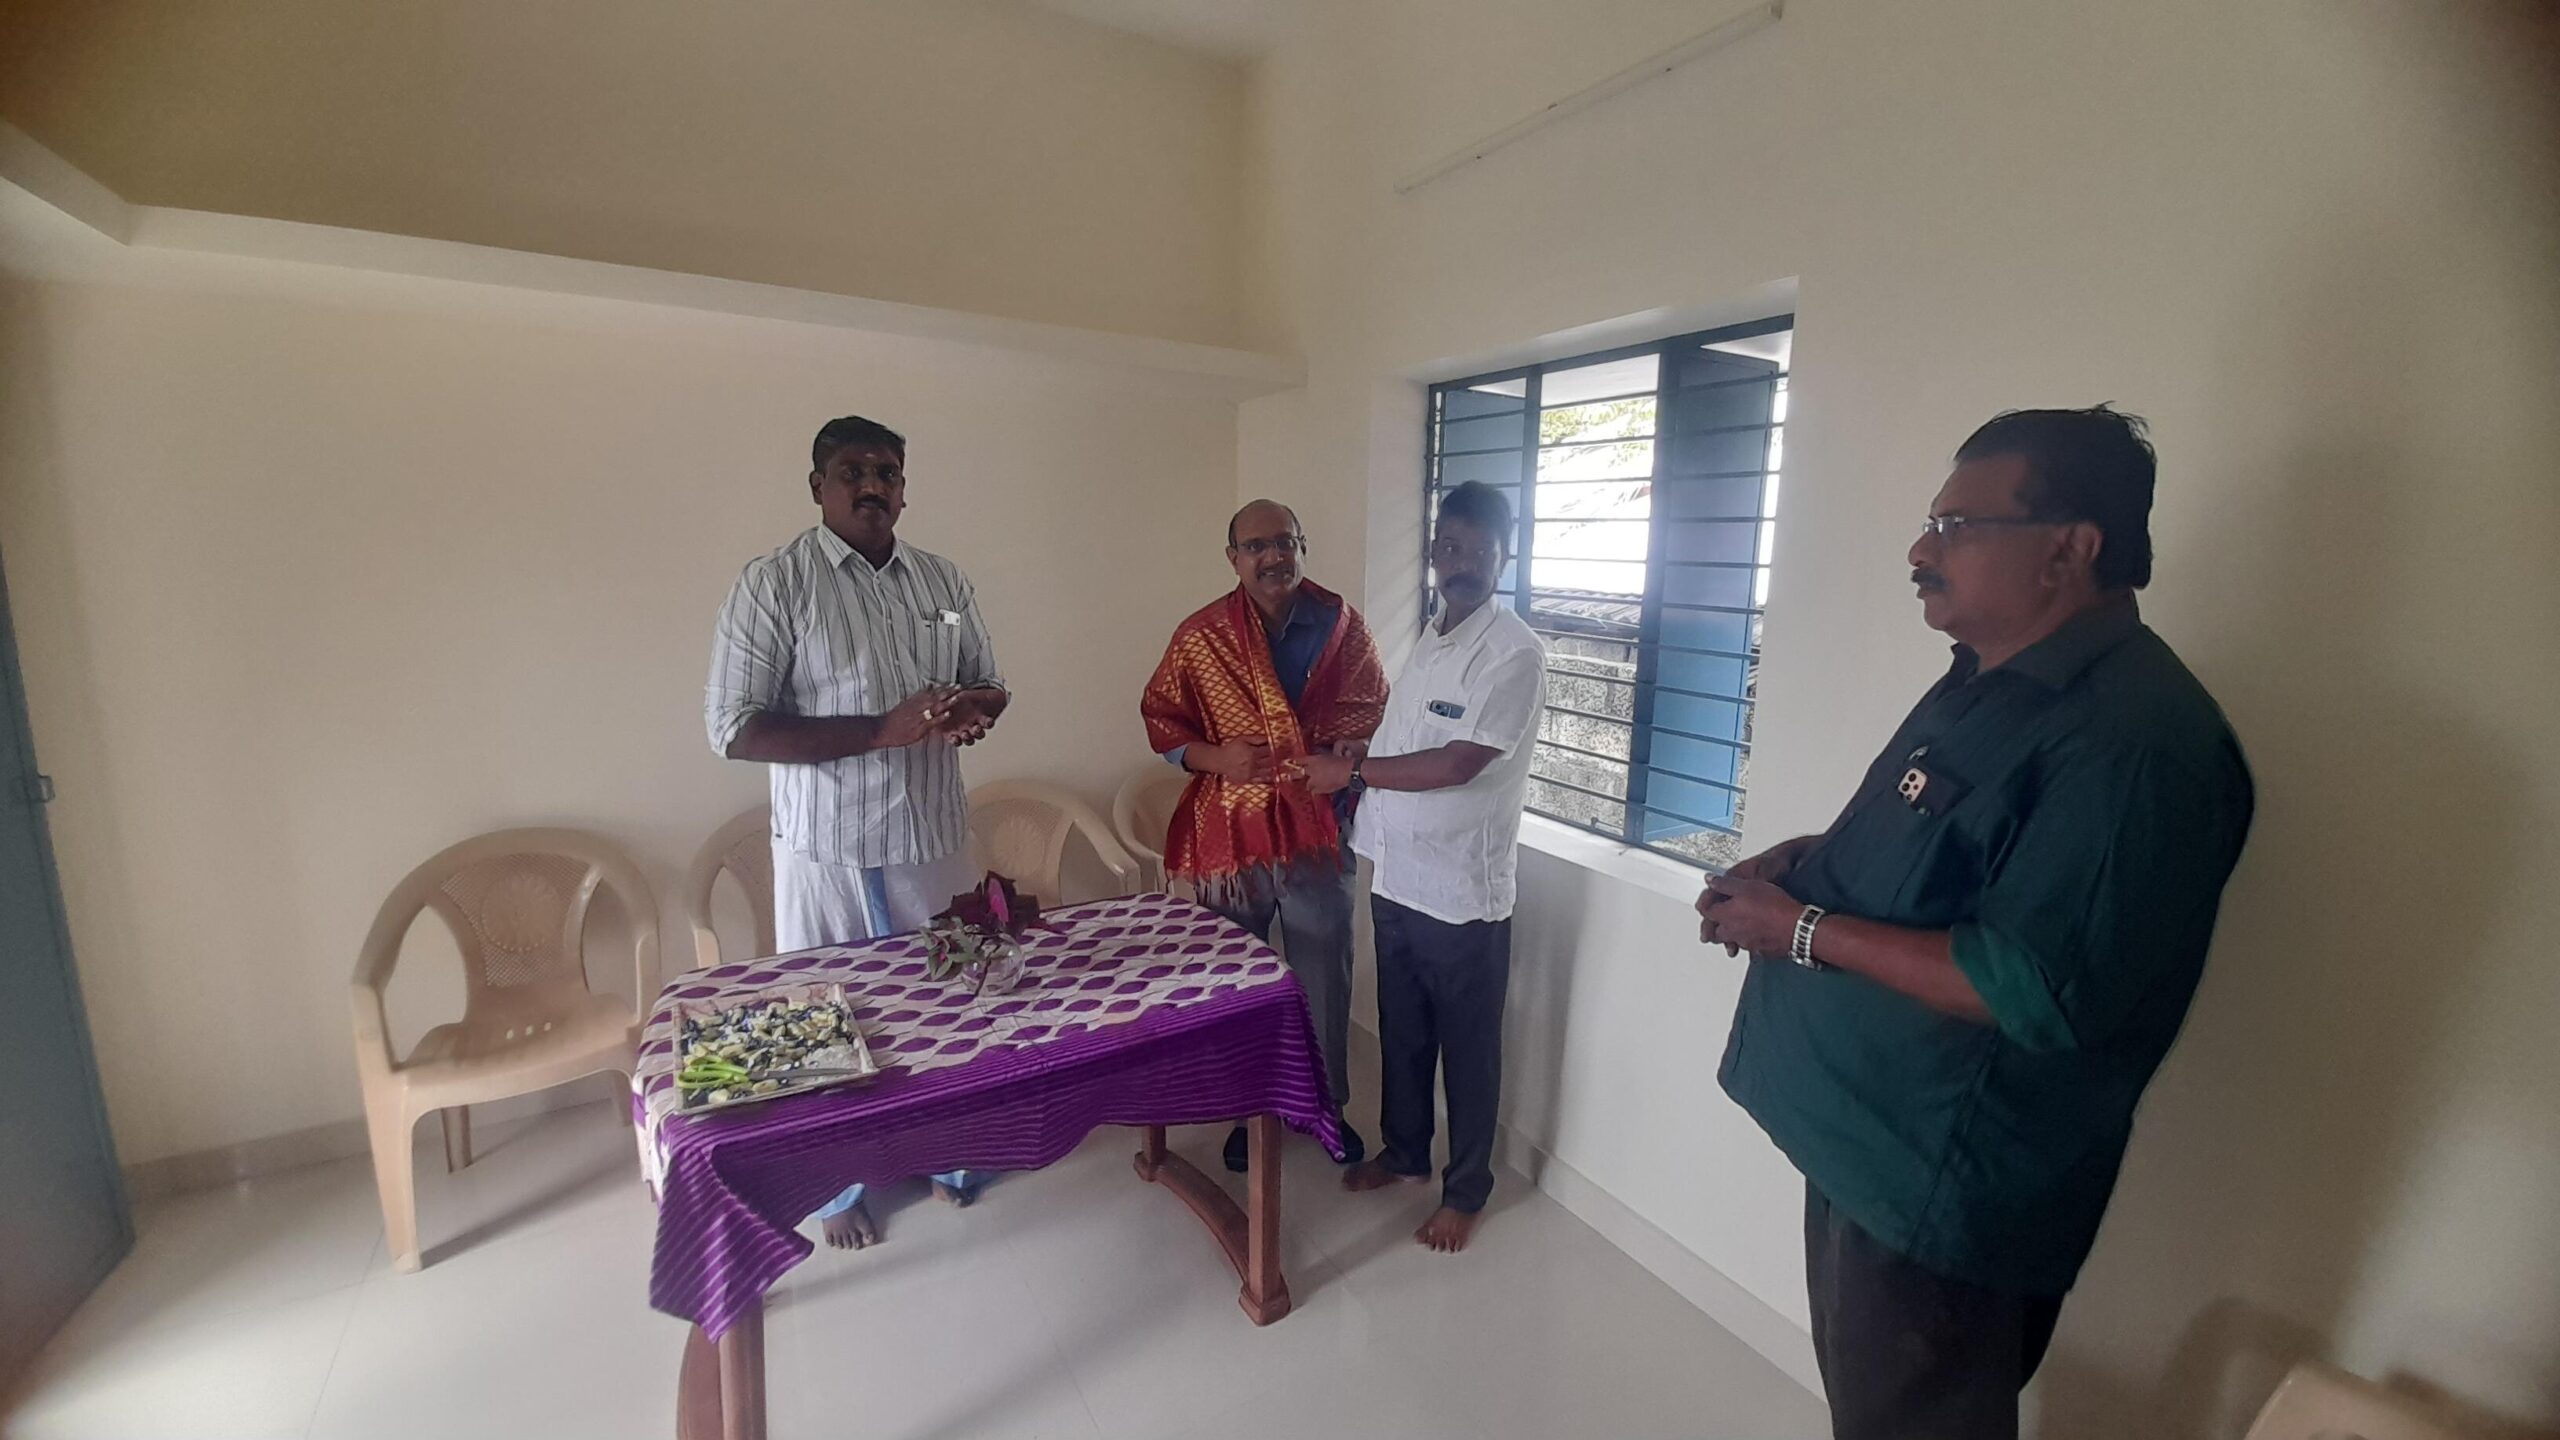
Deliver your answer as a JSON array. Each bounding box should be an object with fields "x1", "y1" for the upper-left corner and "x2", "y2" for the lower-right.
[
  {"x1": 350, "y1": 979, "x2": 396, "y2": 1075},
  {"x1": 679, "y1": 838, "x2": 726, "y2": 973},
  {"x1": 1070, "y1": 809, "x2": 1144, "y2": 893},
  {"x1": 629, "y1": 926, "x2": 660, "y2": 1021},
  {"x1": 580, "y1": 855, "x2": 662, "y2": 1025},
  {"x1": 350, "y1": 899, "x2": 414, "y2": 1073}
]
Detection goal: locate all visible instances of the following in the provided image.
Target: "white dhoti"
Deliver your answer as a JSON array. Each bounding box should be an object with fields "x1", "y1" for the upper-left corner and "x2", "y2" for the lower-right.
[
  {"x1": 772, "y1": 842, "x2": 977, "y2": 955},
  {"x1": 774, "y1": 840, "x2": 981, "y2": 1218}
]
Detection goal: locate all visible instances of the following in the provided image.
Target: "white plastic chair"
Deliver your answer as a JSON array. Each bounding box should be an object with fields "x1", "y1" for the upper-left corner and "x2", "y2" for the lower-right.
[
  {"x1": 682, "y1": 804, "x2": 775, "y2": 970},
  {"x1": 350, "y1": 828, "x2": 658, "y2": 1272},
  {"x1": 968, "y1": 780, "x2": 1143, "y2": 907},
  {"x1": 2241, "y1": 1361, "x2": 2484, "y2": 1440},
  {"x1": 1111, "y1": 766, "x2": 1189, "y2": 892}
]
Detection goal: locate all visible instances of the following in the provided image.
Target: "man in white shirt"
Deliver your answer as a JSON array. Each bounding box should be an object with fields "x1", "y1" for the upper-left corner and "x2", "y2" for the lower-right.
[
  {"x1": 705, "y1": 413, "x2": 1007, "y2": 1250},
  {"x1": 1294, "y1": 481, "x2": 1546, "y2": 1254}
]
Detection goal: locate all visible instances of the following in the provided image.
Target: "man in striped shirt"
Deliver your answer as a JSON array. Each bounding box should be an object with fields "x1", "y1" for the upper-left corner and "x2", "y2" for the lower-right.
[{"x1": 705, "y1": 413, "x2": 1007, "y2": 1250}]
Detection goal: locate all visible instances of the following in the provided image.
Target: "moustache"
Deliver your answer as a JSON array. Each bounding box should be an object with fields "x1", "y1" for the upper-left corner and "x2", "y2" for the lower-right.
[
  {"x1": 855, "y1": 496, "x2": 892, "y2": 511},
  {"x1": 1911, "y1": 568, "x2": 1946, "y2": 593},
  {"x1": 1441, "y1": 572, "x2": 1487, "y2": 593}
]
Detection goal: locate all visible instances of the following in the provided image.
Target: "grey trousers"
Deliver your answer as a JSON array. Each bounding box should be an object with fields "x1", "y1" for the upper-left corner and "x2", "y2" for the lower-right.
[{"x1": 1205, "y1": 862, "x2": 1354, "y2": 1109}]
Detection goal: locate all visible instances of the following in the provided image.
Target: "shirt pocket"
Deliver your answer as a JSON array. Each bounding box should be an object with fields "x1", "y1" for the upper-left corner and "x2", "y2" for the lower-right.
[
  {"x1": 1850, "y1": 789, "x2": 1987, "y2": 922},
  {"x1": 1416, "y1": 697, "x2": 1474, "y2": 746},
  {"x1": 1804, "y1": 786, "x2": 1929, "y2": 917},
  {"x1": 918, "y1": 611, "x2": 964, "y2": 685}
]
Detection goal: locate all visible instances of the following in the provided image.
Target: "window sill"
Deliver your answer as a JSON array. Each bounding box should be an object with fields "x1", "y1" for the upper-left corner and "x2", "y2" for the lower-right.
[{"x1": 1517, "y1": 813, "x2": 1714, "y2": 908}]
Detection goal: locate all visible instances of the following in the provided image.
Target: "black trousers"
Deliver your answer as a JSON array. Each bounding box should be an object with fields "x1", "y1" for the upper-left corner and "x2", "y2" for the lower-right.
[
  {"x1": 1804, "y1": 1184, "x2": 2065, "y2": 1440},
  {"x1": 1370, "y1": 896, "x2": 1510, "y2": 1214}
]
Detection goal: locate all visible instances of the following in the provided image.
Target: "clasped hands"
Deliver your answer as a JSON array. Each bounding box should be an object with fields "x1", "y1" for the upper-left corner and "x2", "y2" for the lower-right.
[
  {"x1": 1198, "y1": 736, "x2": 1368, "y2": 794},
  {"x1": 1694, "y1": 835, "x2": 1819, "y2": 957},
  {"x1": 882, "y1": 684, "x2": 1004, "y2": 748}
]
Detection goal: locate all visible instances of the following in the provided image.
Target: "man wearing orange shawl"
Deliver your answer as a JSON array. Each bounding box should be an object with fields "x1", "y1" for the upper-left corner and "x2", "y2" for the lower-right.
[{"x1": 1141, "y1": 500, "x2": 1388, "y2": 1168}]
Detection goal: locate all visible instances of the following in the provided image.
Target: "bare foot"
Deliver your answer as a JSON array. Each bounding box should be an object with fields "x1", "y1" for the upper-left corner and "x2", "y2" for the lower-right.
[
  {"x1": 821, "y1": 1200, "x2": 880, "y2": 1250},
  {"x1": 1415, "y1": 1206, "x2": 1479, "y2": 1253},
  {"x1": 1341, "y1": 1159, "x2": 1429, "y2": 1194},
  {"x1": 932, "y1": 1176, "x2": 980, "y2": 1209}
]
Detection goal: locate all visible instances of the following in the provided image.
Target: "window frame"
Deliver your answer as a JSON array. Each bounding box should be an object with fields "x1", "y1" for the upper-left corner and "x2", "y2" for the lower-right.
[{"x1": 1422, "y1": 314, "x2": 1794, "y2": 873}]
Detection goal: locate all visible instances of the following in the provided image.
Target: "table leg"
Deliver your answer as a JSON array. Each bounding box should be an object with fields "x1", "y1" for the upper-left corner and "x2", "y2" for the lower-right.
[
  {"x1": 675, "y1": 1300, "x2": 766, "y2": 1440},
  {"x1": 1242, "y1": 1112, "x2": 1288, "y2": 1323},
  {"x1": 1131, "y1": 1117, "x2": 1294, "y2": 1326}
]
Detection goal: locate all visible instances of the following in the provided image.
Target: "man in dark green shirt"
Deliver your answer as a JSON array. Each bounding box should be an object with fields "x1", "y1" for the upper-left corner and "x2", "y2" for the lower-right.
[{"x1": 1699, "y1": 407, "x2": 2252, "y2": 1440}]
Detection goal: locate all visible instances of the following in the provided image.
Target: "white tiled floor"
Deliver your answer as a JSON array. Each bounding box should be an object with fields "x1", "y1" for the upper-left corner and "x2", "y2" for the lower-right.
[{"x1": 4, "y1": 1104, "x2": 1825, "y2": 1440}]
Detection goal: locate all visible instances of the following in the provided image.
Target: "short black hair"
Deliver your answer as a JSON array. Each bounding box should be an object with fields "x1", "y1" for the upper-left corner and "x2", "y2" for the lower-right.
[
  {"x1": 1437, "y1": 481, "x2": 1515, "y2": 556},
  {"x1": 1227, "y1": 499, "x2": 1302, "y2": 549},
  {"x1": 811, "y1": 415, "x2": 906, "y2": 471},
  {"x1": 1955, "y1": 405, "x2": 2156, "y2": 590}
]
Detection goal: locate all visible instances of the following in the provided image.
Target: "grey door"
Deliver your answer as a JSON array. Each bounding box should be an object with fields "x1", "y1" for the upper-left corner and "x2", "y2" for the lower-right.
[{"x1": 0, "y1": 544, "x2": 130, "y2": 1388}]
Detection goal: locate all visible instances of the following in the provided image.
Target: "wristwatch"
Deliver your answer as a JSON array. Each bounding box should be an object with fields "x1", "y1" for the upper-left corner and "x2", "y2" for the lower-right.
[
  {"x1": 1346, "y1": 756, "x2": 1367, "y2": 796},
  {"x1": 1790, "y1": 904, "x2": 1830, "y2": 971}
]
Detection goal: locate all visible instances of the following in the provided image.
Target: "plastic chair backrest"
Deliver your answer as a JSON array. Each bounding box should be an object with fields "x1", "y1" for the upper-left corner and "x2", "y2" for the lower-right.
[
  {"x1": 683, "y1": 805, "x2": 776, "y2": 969},
  {"x1": 968, "y1": 779, "x2": 1142, "y2": 908},
  {"x1": 357, "y1": 827, "x2": 659, "y2": 1035},
  {"x1": 1111, "y1": 767, "x2": 1189, "y2": 888},
  {"x1": 2240, "y1": 1362, "x2": 2483, "y2": 1440}
]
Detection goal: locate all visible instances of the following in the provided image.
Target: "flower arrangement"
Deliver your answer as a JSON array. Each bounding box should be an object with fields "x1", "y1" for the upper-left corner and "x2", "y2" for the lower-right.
[{"x1": 922, "y1": 872, "x2": 1056, "y2": 997}]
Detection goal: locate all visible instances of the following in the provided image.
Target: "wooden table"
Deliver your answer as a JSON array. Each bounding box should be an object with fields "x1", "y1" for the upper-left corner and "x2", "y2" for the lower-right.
[{"x1": 632, "y1": 898, "x2": 1341, "y2": 1440}]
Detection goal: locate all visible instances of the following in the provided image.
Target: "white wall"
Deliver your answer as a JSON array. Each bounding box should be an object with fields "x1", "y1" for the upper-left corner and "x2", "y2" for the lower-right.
[
  {"x1": 0, "y1": 0, "x2": 1248, "y2": 346},
  {"x1": 1243, "y1": 1, "x2": 2560, "y2": 1434},
  {"x1": 0, "y1": 274, "x2": 1241, "y2": 1167}
]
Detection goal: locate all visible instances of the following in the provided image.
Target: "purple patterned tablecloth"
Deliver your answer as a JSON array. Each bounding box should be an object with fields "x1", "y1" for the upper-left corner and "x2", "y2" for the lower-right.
[{"x1": 634, "y1": 895, "x2": 1341, "y2": 1339}]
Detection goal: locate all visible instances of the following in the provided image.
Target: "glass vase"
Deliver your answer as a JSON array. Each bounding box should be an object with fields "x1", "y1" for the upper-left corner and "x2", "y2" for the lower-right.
[{"x1": 974, "y1": 940, "x2": 1026, "y2": 998}]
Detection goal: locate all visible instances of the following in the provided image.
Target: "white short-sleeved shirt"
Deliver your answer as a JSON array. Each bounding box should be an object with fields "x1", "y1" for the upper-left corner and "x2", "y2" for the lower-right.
[{"x1": 1352, "y1": 601, "x2": 1546, "y2": 924}]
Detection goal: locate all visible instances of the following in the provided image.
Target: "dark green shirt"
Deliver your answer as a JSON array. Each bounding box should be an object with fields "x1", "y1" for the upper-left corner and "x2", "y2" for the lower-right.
[{"x1": 1718, "y1": 602, "x2": 2251, "y2": 1295}]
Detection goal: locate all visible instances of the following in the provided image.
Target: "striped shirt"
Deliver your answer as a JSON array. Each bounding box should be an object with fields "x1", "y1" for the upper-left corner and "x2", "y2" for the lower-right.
[{"x1": 705, "y1": 526, "x2": 1004, "y2": 868}]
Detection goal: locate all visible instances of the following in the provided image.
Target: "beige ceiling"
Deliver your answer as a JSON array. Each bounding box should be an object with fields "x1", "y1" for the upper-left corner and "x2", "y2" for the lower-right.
[
  {"x1": 1021, "y1": 0, "x2": 1292, "y2": 59},
  {"x1": 0, "y1": 0, "x2": 1255, "y2": 345}
]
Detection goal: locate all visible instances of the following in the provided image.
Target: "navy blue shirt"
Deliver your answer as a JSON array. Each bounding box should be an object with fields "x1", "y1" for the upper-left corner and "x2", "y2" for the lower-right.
[{"x1": 1265, "y1": 590, "x2": 1338, "y2": 707}]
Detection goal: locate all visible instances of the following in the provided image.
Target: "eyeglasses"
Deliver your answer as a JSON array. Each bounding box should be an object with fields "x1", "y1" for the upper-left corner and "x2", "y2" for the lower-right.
[
  {"x1": 1916, "y1": 514, "x2": 2063, "y2": 541},
  {"x1": 1233, "y1": 535, "x2": 1305, "y2": 559}
]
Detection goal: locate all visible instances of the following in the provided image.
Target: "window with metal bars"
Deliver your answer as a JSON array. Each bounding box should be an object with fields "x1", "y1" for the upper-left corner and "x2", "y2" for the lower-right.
[{"x1": 1422, "y1": 315, "x2": 1791, "y2": 871}]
